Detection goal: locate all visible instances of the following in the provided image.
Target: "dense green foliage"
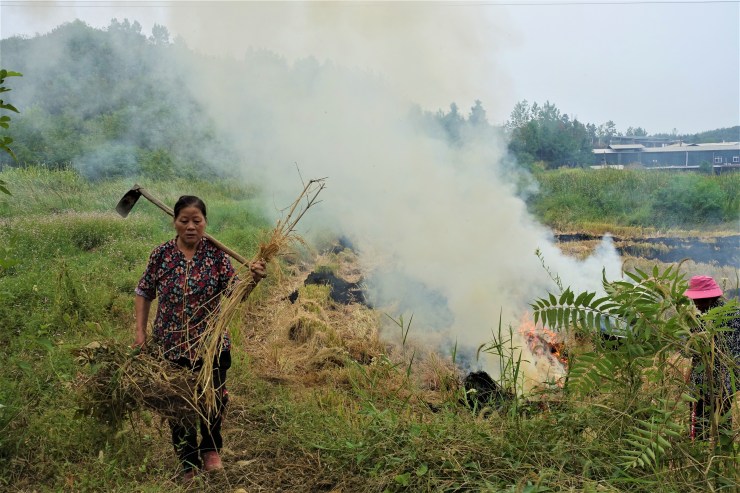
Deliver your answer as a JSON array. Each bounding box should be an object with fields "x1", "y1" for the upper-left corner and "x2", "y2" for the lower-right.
[
  {"x1": 505, "y1": 100, "x2": 595, "y2": 169},
  {"x1": 654, "y1": 126, "x2": 740, "y2": 145},
  {"x1": 0, "y1": 68, "x2": 22, "y2": 194},
  {"x1": 0, "y1": 68, "x2": 22, "y2": 163},
  {"x1": 0, "y1": 20, "x2": 239, "y2": 179},
  {"x1": 529, "y1": 168, "x2": 740, "y2": 229}
]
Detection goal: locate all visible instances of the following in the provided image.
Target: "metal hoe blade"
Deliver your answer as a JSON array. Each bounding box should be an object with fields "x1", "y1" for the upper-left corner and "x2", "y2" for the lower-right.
[{"x1": 115, "y1": 187, "x2": 142, "y2": 218}]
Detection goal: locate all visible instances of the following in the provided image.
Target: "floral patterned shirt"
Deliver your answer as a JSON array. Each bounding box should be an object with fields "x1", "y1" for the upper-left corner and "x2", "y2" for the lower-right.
[{"x1": 136, "y1": 237, "x2": 236, "y2": 361}]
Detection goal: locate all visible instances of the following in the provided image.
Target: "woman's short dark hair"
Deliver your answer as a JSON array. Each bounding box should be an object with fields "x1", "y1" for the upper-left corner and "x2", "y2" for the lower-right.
[{"x1": 174, "y1": 195, "x2": 207, "y2": 219}]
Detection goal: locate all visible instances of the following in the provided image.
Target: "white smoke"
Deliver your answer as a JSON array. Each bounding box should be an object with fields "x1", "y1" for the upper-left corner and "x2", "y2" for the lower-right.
[{"x1": 166, "y1": 3, "x2": 623, "y2": 391}]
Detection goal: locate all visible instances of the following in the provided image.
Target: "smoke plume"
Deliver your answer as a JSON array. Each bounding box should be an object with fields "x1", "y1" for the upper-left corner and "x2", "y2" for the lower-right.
[
  {"x1": 166, "y1": 3, "x2": 622, "y2": 392},
  {"x1": 1, "y1": 3, "x2": 623, "y2": 393}
]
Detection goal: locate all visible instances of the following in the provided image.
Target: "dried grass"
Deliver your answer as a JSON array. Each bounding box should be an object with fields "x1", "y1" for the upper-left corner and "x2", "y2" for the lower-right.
[
  {"x1": 74, "y1": 341, "x2": 201, "y2": 426},
  {"x1": 194, "y1": 179, "x2": 326, "y2": 414},
  {"x1": 238, "y1": 266, "x2": 385, "y2": 388}
]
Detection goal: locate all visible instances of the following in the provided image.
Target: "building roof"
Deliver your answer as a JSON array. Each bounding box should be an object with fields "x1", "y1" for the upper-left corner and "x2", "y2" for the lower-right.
[
  {"x1": 689, "y1": 142, "x2": 739, "y2": 147},
  {"x1": 609, "y1": 144, "x2": 645, "y2": 150},
  {"x1": 643, "y1": 143, "x2": 740, "y2": 153},
  {"x1": 594, "y1": 142, "x2": 740, "y2": 154}
]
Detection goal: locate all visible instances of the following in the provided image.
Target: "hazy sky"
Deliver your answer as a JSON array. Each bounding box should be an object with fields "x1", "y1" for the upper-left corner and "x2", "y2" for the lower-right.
[{"x1": 1, "y1": 0, "x2": 738, "y2": 135}]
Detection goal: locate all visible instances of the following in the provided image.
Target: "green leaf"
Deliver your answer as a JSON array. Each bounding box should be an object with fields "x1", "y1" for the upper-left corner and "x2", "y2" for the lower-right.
[
  {"x1": 583, "y1": 292, "x2": 596, "y2": 305},
  {"x1": 0, "y1": 102, "x2": 19, "y2": 113},
  {"x1": 37, "y1": 338, "x2": 55, "y2": 352},
  {"x1": 416, "y1": 463, "x2": 428, "y2": 476},
  {"x1": 394, "y1": 472, "x2": 411, "y2": 486},
  {"x1": 591, "y1": 296, "x2": 610, "y2": 308},
  {"x1": 575, "y1": 291, "x2": 587, "y2": 306},
  {"x1": 16, "y1": 360, "x2": 32, "y2": 374}
]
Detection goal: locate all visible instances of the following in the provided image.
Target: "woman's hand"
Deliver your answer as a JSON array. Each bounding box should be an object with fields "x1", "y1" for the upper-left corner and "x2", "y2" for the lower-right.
[
  {"x1": 132, "y1": 330, "x2": 146, "y2": 349},
  {"x1": 250, "y1": 260, "x2": 267, "y2": 283}
]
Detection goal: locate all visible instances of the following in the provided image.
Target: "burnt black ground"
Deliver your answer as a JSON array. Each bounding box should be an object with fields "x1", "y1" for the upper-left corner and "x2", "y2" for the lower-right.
[{"x1": 555, "y1": 234, "x2": 740, "y2": 267}]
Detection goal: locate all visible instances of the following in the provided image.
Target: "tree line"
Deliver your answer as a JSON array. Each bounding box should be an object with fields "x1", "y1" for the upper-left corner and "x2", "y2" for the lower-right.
[
  {"x1": 1, "y1": 19, "x2": 736, "y2": 175},
  {"x1": 0, "y1": 19, "x2": 239, "y2": 179},
  {"x1": 426, "y1": 99, "x2": 739, "y2": 170}
]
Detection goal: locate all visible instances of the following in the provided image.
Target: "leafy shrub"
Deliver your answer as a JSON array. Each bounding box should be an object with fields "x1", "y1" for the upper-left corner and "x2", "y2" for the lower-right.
[{"x1": 533, "y1": 265, "x2": 738, "y2": 482}]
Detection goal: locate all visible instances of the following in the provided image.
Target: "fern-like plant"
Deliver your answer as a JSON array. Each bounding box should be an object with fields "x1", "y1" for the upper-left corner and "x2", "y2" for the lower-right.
[{"x1": 531, "y1": 264, "x2": 738, "y2": 482}]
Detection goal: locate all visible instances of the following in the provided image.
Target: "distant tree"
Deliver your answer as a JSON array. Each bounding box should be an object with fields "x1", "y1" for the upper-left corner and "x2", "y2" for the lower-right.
[
  {"x1": 108, "y1": 18, "x2": 142, "y2": 35},
  {"x1": 586, "y1": 122, "x2": 597, "y2": 147},
  {"x1": 654, "y1": 126, "x2": 740, "y2": 145},
  {"x1": 468, "y1": 99, "x2": 488, "y2": 127},
  {"x1": 439, "y1": 102, "x2": 464, "y2": 145},
  {"x1": 626, "y1": 126, "x2": 648, "y2": 137},
  {"x1": 149, "y1": 24, "x2": 170, "y2": 45},
  {"x1": 598, "y1": 120, "x2": 618, "y2": 146},
  {"x1": 506, "y1": 100, "x2": 532, "y2": 132},
  {"x1": 506, "y1": 100, "x2": 593, "y2": 168}
]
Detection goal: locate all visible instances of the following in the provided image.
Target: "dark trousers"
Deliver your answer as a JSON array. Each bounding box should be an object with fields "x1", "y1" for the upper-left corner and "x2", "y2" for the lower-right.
[
  {"x1": 169, "y1": 350, "x2": 231, "y2": 471},
  {"x1": 690, "y1": 391, "x2": 733, "y2": 442}
]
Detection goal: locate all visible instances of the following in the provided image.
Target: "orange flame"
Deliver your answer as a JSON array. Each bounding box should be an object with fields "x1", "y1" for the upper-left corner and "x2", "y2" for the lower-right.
[{"x1": 517, "y1": 311, "x2": 568, "y2": 368}]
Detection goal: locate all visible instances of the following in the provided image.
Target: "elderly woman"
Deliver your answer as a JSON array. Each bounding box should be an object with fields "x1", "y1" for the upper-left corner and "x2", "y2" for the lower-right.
[{"x1": 133, "y1": 195, "x2": 265, "y2": 481}]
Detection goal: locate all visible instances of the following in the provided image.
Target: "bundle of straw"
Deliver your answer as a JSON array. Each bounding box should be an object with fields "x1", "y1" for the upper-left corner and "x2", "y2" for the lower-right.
[
  {"x1": 193, "y1": 178, "x2": 326, "y2": 414},
  {"x1": 75, "y1": 341, "x2": 202, "y2": 426}
]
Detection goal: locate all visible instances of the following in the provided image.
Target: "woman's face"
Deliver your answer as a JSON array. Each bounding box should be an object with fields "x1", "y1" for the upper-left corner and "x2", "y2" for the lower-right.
[
  {"x1": 693, "y1": 296, "x2": 720, "y2": 314},
  {"x1": 174, "y1": 205, "x2": 206, "y2": 248}
]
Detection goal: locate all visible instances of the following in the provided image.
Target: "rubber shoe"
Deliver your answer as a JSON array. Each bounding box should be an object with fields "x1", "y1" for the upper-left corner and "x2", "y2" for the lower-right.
[
  {"x1": 202, "y1": 451, "x2": 223, "y2": 472},
  {"x1": 182, "y1": 470, "x2": 196, "y2": 483}
]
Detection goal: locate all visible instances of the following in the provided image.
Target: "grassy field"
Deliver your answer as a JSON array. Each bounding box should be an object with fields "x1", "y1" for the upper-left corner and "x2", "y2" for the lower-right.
[
  {"x1": 529, "y1": 168, "x2": 740, "y2": 232},
  {"x1": 1, "y1": 167, "x2": 738, "y2": 492}
]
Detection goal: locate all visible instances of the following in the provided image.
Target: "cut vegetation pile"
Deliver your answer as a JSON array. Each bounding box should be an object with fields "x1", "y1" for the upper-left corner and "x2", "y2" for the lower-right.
[{"x1": 74, "y1": 341, "x2": 200, "y2": 425}]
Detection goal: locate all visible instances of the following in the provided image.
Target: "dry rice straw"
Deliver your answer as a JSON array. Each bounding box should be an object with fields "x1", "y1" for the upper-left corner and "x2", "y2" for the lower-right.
[
  {"x1": 75, "y1": 341, "x2": 205, "y2": 425},
  {"x1": 194, "y1": 178, "x2": 326, "y2": 415}
]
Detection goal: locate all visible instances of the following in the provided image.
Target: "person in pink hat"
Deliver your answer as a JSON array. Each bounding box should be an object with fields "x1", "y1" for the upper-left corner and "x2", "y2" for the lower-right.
[{"x1": 683, "y1": 275, "x2": 740, "y2": 442}]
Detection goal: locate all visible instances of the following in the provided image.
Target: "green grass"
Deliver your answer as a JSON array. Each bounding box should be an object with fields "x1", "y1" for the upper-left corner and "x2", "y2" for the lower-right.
[
  {"x1": 1, "y1": 167, "x2": 737, "y2": 492},
  {"x1": 0, "y1": 167, "x2": 271, "y2": 491},
  {"x1": 529, "y1": 168, "x2": 740, "y2": 231}
]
